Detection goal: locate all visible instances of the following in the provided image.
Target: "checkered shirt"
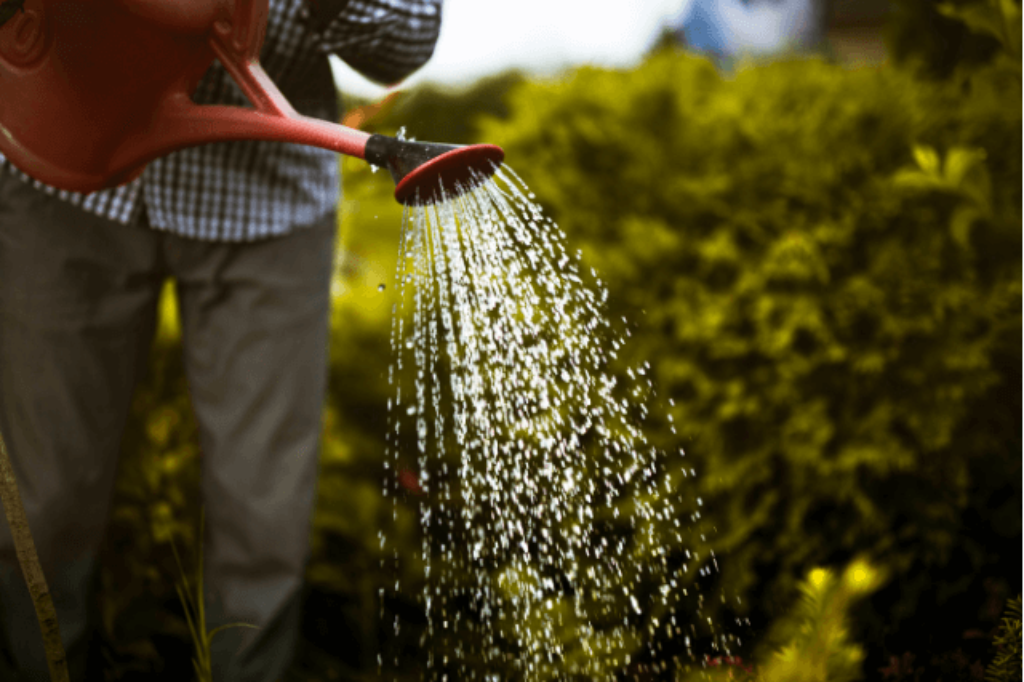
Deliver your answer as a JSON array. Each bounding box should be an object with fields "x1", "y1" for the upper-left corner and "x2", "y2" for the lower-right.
[{"x1": 0, "y1": 0, "x2": 442, "y2": 241}]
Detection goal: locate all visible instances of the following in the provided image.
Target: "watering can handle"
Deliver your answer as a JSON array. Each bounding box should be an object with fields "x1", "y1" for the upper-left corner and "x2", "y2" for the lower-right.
[
  {"x1": 210, "y1": 23, "x2": 295, "y2": 118},
  {"x1": 111, "y1": 8, "x2": 372, "y2": 174},
  {"x1": 210, "y1": 0, "x2": 291, "y2": 117}
]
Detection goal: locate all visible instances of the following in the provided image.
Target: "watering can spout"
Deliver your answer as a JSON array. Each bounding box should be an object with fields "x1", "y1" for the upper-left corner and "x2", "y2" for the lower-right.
[
  {"x1": 115, "y1": 89, "x2": 374, "y2": 173},
  {"x1": 113, "y1": 75, "x2": 504, "y2": 206},
  {"x1": 0, "y1": 0, "x2": 503, "y2": 206},
  {"x1": 364, "y1": 136, "x2": 505, "y2": 206}
]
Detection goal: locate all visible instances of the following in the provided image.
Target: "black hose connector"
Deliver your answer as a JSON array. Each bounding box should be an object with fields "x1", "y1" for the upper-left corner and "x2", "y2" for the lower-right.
[{"x1": 364, "y1": 134, "x2": 459, "y2": 185}]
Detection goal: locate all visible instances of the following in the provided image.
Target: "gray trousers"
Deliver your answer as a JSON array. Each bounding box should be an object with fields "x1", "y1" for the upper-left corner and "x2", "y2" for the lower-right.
[{"x1": 0, "y1": 172, "x2": 336, "y2": 681}]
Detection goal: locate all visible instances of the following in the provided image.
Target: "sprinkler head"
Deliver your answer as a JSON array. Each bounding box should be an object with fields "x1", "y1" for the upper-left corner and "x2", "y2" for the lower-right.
[{"x1": 364, "y1": 134, "x2": 504, "y2": 206}]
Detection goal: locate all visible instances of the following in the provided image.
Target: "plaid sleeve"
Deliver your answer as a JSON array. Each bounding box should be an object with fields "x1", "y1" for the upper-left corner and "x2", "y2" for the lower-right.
[{"x1": 313, "y1": 0, "x2": 442, "y2": 85}]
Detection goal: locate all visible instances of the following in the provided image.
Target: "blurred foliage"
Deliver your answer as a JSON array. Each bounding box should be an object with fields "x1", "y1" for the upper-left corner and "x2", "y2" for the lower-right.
[
  {"x1": 886, "y1": 0, "x2": 1021, "y2": 78},
  {"x1": 476, "y1": 31, "x2": 1020, "y2": 678},
  {"x1": 100, "y1": 4, "x2": 1021, "y2": 679},
  {"x1": 348, "y1": 70, "x2": 528, "y2": 145}
]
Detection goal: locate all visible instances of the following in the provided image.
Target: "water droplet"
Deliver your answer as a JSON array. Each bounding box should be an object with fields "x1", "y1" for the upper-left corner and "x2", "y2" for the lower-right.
[{"x1": 378, "y1": 283, "x2": 386, "y2": 292}]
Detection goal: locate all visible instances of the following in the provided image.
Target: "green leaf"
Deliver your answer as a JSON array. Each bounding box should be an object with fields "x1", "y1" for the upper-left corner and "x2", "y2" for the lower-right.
[
  {"x1": 912, "y1": 144, "x2": 941, "y2": 176},
  {"x1": 944, "y1": 146, "x2": 987, "y2": 187}
]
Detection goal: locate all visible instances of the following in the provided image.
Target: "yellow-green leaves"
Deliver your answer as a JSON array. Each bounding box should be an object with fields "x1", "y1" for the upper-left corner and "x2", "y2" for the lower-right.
[
  {"x1": 893, "y1": 144, "x2": 993, "y2": 247},
  {"x1": 758, "y1": 559, "x2": 886, "y2": 682},
  {"x1": 937, "y1": 0, "x2": 1022, "y2": 63},
  {"x1": 481, "y1": 44, "x2": 1020, "y2": 660}
]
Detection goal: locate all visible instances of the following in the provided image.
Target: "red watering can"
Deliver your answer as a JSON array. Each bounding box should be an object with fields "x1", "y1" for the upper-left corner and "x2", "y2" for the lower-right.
[{"x1": 0, "y1": 0, "x2": 503, "y2": 205}]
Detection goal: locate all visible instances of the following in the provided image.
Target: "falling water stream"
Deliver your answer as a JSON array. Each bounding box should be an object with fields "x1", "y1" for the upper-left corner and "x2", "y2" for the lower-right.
[{"x1": 381, "y1": 167, "x2": 737, "y2": 680}]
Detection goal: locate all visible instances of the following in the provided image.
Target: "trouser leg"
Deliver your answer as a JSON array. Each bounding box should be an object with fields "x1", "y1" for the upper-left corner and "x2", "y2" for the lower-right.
[
  {"x1": 165, "y1": 211, "x2": 336, "y2": 682},
  {"x1": 0, "y1": 175, "x2": 161, "y2": 681}
]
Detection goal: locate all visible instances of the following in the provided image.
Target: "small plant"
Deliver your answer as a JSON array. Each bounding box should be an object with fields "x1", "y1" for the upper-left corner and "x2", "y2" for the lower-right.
[
  {"x1": 677, "y1": 558, "x2": 885, "y2": 682},
  {"x1": 986, "y1": 595, "x2": 1022, "y2": 682},
  {"x1": 757, "y1": 558, "x2": 885, "y2": 682},
  {"x1": 169, "y1": 508, "x2": 260, "y2": 682}
]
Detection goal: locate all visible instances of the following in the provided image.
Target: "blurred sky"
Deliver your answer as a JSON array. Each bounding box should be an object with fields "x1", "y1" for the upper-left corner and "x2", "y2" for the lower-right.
[{"x1": 331, "y1": 0, "x2": 692, "y2": 99}]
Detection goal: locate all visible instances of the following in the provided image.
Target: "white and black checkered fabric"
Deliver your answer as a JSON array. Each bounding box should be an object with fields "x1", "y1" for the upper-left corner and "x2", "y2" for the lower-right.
[{"x1": 0, "y1": 0, "x2": 441, "y2": 241}]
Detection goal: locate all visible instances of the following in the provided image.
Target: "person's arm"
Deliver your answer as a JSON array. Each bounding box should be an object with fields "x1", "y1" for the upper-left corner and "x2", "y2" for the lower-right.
[{"x1": 309, "y1": 0, "x2": 442, "y2": 86}]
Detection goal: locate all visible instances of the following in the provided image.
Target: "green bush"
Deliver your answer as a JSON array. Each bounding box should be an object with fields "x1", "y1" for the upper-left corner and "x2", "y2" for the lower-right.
[
  {"x1": 325, "y1": 39, "x2": 1022, "y2": 676},
  {"x1": 353, "y1": 70, "x2": 528, "y2": 145},
  {"x1": 477, "y1": 44, "x2": 1021, "y2": 666}
]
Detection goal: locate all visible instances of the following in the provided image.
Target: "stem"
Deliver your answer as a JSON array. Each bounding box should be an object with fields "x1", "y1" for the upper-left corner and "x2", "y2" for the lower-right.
[{"x1": 0, "y1": 428, "x2": 69, "y2": 682}]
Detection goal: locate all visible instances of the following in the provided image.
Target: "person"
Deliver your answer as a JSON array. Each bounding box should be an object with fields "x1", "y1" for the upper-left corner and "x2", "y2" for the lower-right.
[{"x1": 0, "y1": 0, "x2": 442, "y2": 680}]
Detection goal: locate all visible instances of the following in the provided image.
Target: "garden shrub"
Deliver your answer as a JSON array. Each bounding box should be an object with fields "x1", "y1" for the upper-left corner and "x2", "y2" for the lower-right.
[
  {"x1": 359, "y1": 70, "x2": 528, "y2": 145},
  {"x1": 477, "y1": 40, "x2": 1020, "y2": 672},
  {"x1": 317, "y1": 35, "x2": 1022, "y2": 675}
]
